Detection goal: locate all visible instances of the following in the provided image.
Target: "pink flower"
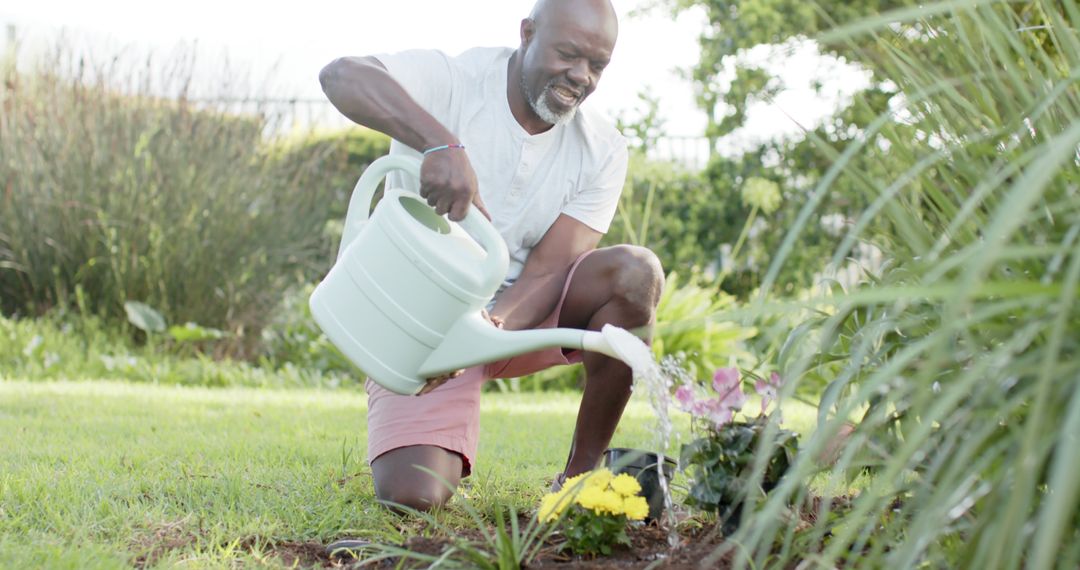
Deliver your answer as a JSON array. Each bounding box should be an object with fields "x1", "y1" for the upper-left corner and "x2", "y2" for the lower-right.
[
  {"x1": 674, "y1": 383, "x2": 737, "y2": 428},
  {"x1": 674, "y1": 384, "x2": 696, "y2": 412},
  {"x1": 693, "y1": 398, "x2": 737, "y2": 427},
  {"x1": 712, "y1": 367, "x2": 740, "y2": 394},
  {"x1": 673, "y1": 368, "x2": 755, "y2": 429},
  {"x1": 712, "y1": 367, "x2": 747, "y2": 411},
  {"x1": 754, "y1": 372, "x2": 783, "y2": 415}
]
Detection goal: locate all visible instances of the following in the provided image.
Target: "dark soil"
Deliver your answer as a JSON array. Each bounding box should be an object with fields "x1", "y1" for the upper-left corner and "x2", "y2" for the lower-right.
[
  {"x1": 320, "y1": 521, "x2": 734, "y2": 569},
  {"x1": 527, "y1": 523, "x2": 731, "y2": 569},
  {"x1": 318, "y1": 498, "x2": 861, "y2": 568},
  {"x1": 140, "y1": 499, "x2": 856, "y2": 568},
  {"x1": 264, "y1": 540, "x2": 334, "y2": 568}
]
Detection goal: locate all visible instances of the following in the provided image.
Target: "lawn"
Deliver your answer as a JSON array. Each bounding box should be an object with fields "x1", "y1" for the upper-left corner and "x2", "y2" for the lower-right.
[{"x1": 0, "y1": 379, "x2": 742, "y2": 568}]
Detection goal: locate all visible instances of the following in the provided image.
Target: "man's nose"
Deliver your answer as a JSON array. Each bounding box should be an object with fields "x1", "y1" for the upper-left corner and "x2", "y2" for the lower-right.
[{"x1": 566, "y1": 59, "x2": 590, "y2": 87}]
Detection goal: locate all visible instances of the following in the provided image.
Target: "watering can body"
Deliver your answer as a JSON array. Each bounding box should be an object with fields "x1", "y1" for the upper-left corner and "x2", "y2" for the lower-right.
[{"x1": 309, "y1": 155, "x2": 619, "y2": 395}]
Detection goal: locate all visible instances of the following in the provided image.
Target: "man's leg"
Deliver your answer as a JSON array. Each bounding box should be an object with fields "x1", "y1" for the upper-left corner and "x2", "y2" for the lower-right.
[
  {"x1": 327, "y1": 446, "x2": 462, "y2": 558},
  {"x1": 363, "y1": 244, "x2": 663, "y2": 508},
  {"x1": 556, "y1": 245, "x2": 665, "y2": 477},
  {"x1": 371, "y1": 445, "x2": 463, "y2": 512},
  {"x1": 362, "y1": 366, "x2": 485, "y2": 513}
]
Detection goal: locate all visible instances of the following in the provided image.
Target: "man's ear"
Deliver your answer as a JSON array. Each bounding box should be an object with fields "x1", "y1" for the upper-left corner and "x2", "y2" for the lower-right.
[{"x1": 519, "y1": 18, "x2": 535, "y2": 48}]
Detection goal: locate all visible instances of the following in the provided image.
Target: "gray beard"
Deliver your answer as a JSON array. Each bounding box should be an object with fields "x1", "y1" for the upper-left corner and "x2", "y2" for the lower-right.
[{"x1": 521, "y1": 72, "x2": 577, "y2": 126}]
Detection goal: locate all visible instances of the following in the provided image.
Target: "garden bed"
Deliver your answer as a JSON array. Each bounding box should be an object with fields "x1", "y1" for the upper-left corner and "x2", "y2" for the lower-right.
[{"x1": 311, "y1": 522, "x2": 729, "y2": 569}]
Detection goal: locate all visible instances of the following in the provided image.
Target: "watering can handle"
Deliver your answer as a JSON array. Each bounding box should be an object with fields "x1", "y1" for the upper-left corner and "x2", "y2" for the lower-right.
[{"x1": 338, "y1": 155, "x2": 509, "y2": 291}]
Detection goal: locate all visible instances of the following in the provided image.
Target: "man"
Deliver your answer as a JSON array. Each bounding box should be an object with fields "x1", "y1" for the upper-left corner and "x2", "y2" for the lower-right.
[{"x1": 318, "y1": 0, "x2": 664, "y2": 515}]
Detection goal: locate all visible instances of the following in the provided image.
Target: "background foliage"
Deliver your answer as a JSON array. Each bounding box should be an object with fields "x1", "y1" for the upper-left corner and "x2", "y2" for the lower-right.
[
  {"x1": 0, "y1": 49, "x2": 388, "y2": 356},
  {"x1": 660, "y1": 1, "x2": 1080, "y2": 568}
]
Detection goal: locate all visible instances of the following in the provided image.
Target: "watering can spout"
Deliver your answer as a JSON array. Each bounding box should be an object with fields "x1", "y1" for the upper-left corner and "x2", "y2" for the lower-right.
[{"x1": 416, "y1": 312, "x2": 622, "y2": 378}]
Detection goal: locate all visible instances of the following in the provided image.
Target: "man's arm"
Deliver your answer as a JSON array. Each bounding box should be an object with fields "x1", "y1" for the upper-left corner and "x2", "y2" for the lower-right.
[
  {"x1": 318, "y1": 56, "x2": 486, "y2": 220},
  {"x1": 491, "y1": 214, "x2": 603, "y2": 331}
]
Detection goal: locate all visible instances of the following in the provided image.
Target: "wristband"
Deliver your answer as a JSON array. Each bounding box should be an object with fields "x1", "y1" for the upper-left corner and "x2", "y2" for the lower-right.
[{"x1": 422, "y1": 143, "x2": 466, "y2": 156}]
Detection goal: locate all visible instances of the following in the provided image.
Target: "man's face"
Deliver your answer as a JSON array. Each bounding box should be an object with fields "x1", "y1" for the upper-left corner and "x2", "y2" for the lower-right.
[{"x1": 519, "y1": 9, "x2": 616, "y2": 126}]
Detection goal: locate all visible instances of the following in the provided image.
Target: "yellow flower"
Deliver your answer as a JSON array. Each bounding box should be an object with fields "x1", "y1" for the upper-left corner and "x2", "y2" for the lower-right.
[
  {"x1": 539, "y1": 491, "x2": 573, "y2": 522},
  {"x1": 599, "y1": 490, "x2": 624, "y2": 515},
  {"x1": 622, "y1": 496, "x2": 649, "y2": 521},
  {"x1": 585, "y1": 468, "x2": 613, "y2": 489},
  {"x1": 575, "y1": 486, "x2": 605, "y2": 512},
  {"x1": 610, "y1": 473, "x2": 642, "y2": 497},
  {"x1": 563, "y1": 473, "x2": 587, "y2": 490}
]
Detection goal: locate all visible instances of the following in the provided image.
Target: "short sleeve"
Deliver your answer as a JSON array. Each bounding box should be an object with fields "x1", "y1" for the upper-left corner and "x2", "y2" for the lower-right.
[
  {"x1": 372, "y1": 49, "x2": 455, "y2": 121},
  {"x1": 560, "y1": 139, "x2": 629, "y2": 234}
]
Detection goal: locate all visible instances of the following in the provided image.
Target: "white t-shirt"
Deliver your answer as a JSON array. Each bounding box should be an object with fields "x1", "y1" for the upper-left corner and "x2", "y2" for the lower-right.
[{"x1": 374, "y1": 47, "x2": 629, "y2": 289}]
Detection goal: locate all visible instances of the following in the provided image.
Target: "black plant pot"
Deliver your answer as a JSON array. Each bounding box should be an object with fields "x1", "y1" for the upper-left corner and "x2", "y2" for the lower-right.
[{"x1": 603, "y1": 447, "x2": 677, "y2": 522}]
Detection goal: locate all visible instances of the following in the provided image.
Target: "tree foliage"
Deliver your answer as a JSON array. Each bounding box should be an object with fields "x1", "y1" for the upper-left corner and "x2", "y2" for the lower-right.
[{"x1": 652, "y1": 0, "x2": 1066, "y2": 299}]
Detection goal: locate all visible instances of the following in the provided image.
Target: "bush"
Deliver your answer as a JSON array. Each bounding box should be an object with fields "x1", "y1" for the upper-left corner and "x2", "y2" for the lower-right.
[
  {"x1": 602, "y1": 155, "x2": 730, "y2": 281},
  {"x1": 0, "y1": 45, "x2": 388, "y2": 357},
  {"x1": 258, "y1": 284, "x2": 356, "y2": 376},
  {"x1": 675, "y1": 367, "x2": 798, "y2": 534},
  {"x1": 651, "y1": 271, "x2": 756, "y2": 379}
]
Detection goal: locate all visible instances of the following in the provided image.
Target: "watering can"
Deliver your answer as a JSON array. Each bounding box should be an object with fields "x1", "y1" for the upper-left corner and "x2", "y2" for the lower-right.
[{"x1": 309, "y1": 155, "x2": 623, "y2": 395}]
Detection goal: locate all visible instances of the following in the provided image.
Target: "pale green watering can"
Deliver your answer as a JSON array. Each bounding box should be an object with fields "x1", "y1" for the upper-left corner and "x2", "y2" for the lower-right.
[{"x1": 309, "y1": 155, "x2": 622, "y2": 395}]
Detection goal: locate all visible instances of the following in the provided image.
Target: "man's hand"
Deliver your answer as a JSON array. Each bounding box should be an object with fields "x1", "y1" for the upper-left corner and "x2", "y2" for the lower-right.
[
  {"x1": 420, "y1": 149, "x2": 491, "y2": 222},
  {"x1": 417, "y1": 310, "x2": 503, "y2": 396}
]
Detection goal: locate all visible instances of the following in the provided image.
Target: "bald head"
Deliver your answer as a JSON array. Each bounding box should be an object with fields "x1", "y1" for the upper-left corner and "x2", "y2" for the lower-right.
[{"x1": 529, "y1": 0, "x2": 619, "y2": 40}]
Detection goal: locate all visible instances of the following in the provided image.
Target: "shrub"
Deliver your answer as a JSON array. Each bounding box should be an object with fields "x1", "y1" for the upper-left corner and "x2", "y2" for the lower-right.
[
  {"x1": 651, "y1": 271, "x2": 756, "y2": 379},
  {"x1": 675, "y1": 367, "x2": 798, "y2": 534},
  {"x1": 602, "y1": 155, "x2": 733, "y2": 282},
  {"x1": 0, "y1": 44, "x2": 387, "y2": 356},
  {"x1": 258, "y1": 284, "x2": 356, "y2": 376}
]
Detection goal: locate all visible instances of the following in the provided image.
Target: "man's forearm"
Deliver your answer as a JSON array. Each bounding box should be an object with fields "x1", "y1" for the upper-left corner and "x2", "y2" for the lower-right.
[
  {"x1": 491, "y1": 271, "x2": 571, "y2": 331},
  {"x1": 319, "y1": 56, "x2": 456, "y2": 152}
]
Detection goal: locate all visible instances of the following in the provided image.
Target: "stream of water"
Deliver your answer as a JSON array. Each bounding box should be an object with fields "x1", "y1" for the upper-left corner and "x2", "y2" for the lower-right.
[{"x1": 600, "y1": 324, "x2": 682, "y2": 549}]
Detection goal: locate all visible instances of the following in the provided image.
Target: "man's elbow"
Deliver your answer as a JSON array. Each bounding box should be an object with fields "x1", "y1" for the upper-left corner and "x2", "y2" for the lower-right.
[
  {"x1": 319, "y1": 57, "x2": 347, "y2": 94},
  {"x1": 319, "y1": 56, "x2": 383, "y2": 94}
]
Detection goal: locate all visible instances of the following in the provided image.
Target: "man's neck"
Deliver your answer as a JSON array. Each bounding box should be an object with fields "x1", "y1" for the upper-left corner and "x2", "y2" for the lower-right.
[{"x1": 506, "y1": 52, "x2": 554, "y2": 136}]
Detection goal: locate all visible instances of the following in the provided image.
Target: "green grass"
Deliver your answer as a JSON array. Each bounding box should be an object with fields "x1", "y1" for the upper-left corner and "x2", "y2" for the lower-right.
[{"x1": 4, "y1": 379, "x2": 822, "y2": 569}]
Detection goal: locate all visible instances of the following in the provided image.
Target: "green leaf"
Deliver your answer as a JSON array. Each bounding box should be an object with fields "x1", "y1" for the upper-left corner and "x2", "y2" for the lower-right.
[
  {"x1": 123, "y1": 301, "x2": 166, "y2": 333},
  {"x1": 167, "y1": 322, "x2": 226, "y2": 342}
]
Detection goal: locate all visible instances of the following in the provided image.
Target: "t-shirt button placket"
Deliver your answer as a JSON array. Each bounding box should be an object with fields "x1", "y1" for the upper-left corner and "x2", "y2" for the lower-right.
[{"x1": 511, "y1": 161, "x2": 531, "y2": 196}]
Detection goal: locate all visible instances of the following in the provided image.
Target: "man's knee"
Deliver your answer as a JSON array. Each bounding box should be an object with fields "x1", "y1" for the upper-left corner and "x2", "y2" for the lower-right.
[
  {"x1": 607, "y1": 245, "x2": 665, "y2": 317},
  {"x1": 371, "y1": 446, "x2": 463, "y2": 513},
  {"x1": 375, "y1": 480, "x2": 455, "y2": 513}
]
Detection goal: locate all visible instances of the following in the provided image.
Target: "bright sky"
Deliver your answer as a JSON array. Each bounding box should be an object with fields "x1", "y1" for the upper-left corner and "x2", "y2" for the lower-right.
[{"x1": 0, "y1": 0, "x2": 870, "y2": 155}]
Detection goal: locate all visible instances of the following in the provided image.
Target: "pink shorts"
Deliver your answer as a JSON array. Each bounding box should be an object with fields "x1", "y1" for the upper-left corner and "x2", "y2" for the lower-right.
[{"x1": 365, "y1": 251, "x2": 593, "y2": 477}]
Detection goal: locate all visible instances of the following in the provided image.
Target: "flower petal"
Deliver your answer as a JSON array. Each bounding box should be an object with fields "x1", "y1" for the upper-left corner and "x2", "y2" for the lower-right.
[
  {"x1": 712, "y1": 367, "x2": 741, "y2": 394},
  {"x1": 674, "y1": 385, "x2": 696, "y2": 411}
]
